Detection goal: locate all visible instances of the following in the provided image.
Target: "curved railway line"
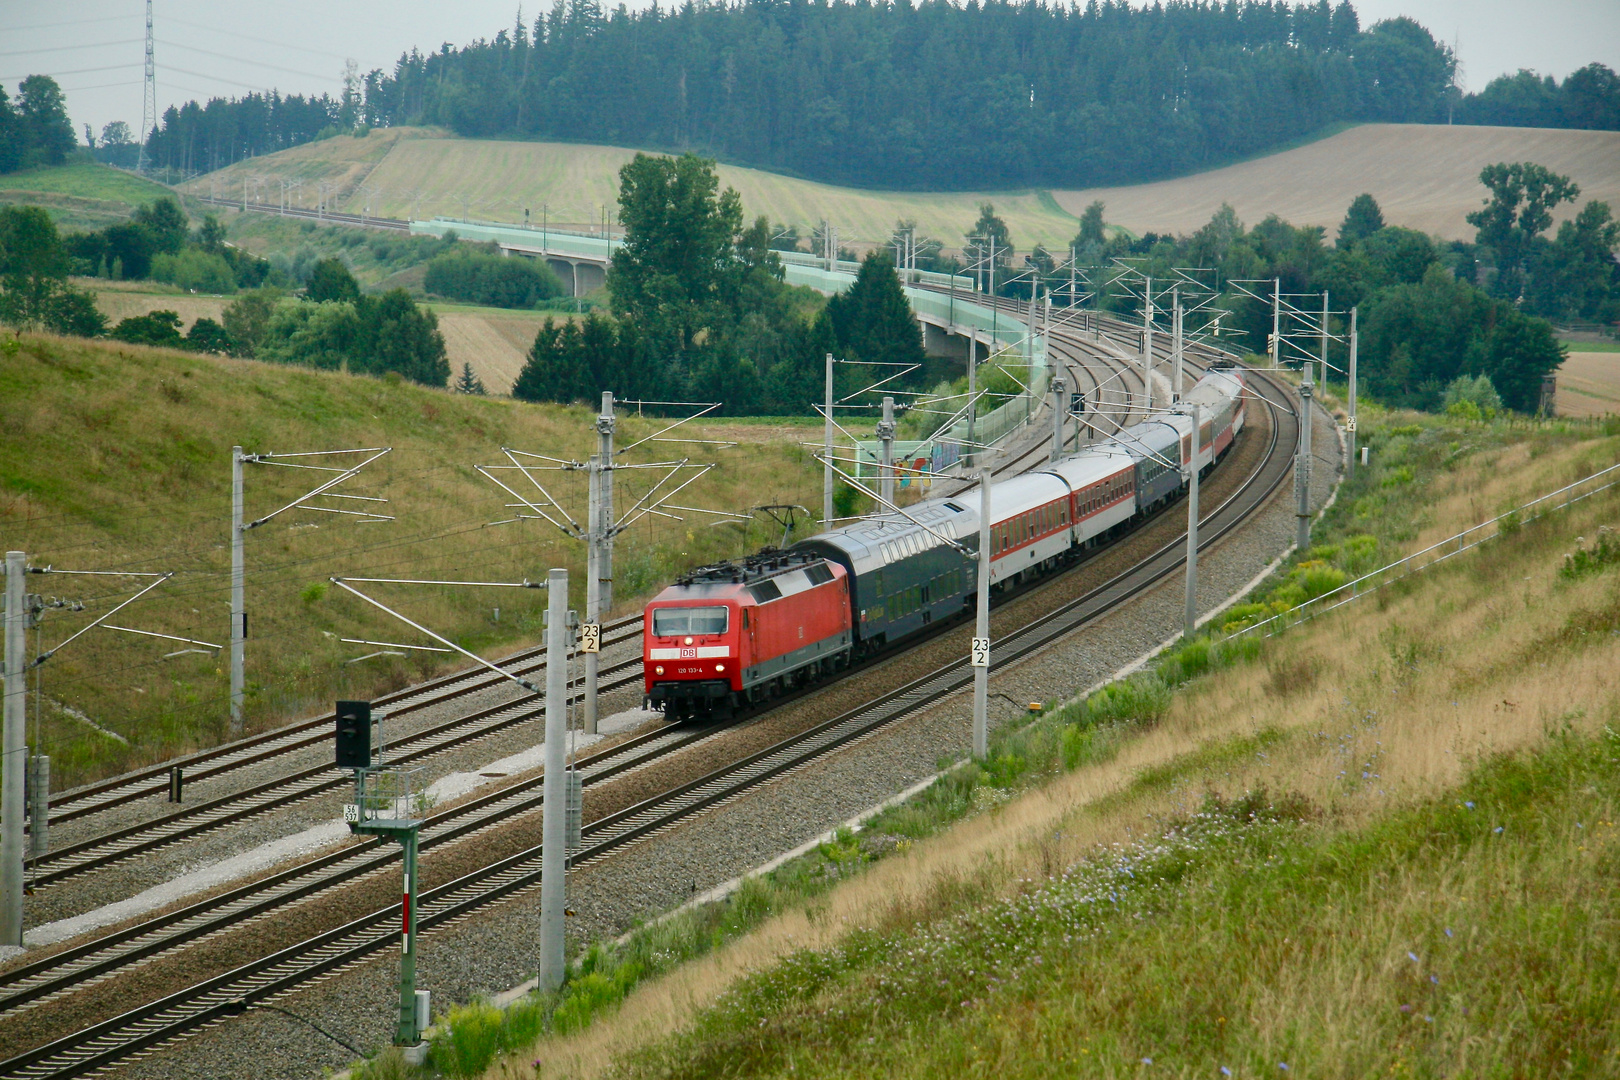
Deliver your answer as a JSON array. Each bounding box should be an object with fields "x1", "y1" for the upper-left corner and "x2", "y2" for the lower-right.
[{"x1": 0, "y1": 341, "x2": 1301, "y2": 1079}]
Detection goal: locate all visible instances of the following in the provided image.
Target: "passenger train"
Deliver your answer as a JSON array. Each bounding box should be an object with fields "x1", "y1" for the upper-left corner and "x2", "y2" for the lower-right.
[{"x1": 643, "y1": 365, "x2": 1247, "y2": 719}]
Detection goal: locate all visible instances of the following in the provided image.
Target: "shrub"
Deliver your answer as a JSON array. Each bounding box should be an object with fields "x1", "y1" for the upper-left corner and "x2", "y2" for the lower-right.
[
  {"x1": 429, "y1": 1001, "x2": 504, "y2": 1079},
  {"x1": 110, "y1": 309, "x2": 183, "y2": 347},
  {"x1": 424, "y1": 249, "x2": 566, "y2": 309},
  {"x1": 150, "y1": 249, "x2": 238, "y2": 294}
]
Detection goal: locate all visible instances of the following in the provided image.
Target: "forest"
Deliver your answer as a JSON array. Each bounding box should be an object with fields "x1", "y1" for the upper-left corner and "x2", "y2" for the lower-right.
[{"x1": 133, "y1": 1, "x2": 1618, "y2": 191}]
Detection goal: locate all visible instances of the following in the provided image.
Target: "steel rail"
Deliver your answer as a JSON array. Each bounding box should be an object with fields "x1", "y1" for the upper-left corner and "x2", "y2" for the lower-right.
[{"x1": 43, "y1": 614, "x2": 645, "y2": 824}]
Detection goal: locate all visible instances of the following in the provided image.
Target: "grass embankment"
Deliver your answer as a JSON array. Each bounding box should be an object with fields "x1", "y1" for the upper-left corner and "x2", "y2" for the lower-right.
[
  {"x1": 384, "y1": 408, "x2": 1620, "y2": 1079},
  {"x1": 0, "y1": 161, "x2": 175, "y2": 230},
  {"x1": 0, "y1": 332, "x2": 824, "y2": 787}
]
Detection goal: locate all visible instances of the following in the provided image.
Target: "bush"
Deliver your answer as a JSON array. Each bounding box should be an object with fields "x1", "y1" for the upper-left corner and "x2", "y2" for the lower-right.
[
  {"x1": 424, "y1": 249, "x2": 565, "y2": 309},
  {"x1": 150, "y1": 249, "x2": 238, "y2": 294},
  {"x1": 110, "y1": 309, "x2": 184, "y2": 347},
  {"x1": 185, "y1": 316, "x2": 234, "y2": 354}
]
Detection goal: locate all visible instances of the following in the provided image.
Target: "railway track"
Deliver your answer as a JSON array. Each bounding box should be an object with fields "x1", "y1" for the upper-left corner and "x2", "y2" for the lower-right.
[
  {"x1": 32, "y1": 343, "x2": 1135, "y2": 885},
  {"x1": 0, "y1": 361, "x2": 1299, "y2": 1080},
  {"x1": 192, "y1": 196, "x2": 409, "y2": 232}
]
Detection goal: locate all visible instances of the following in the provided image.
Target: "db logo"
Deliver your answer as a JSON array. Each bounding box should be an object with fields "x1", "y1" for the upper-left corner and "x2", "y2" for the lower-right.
[{"x1": 679, "y1": 647, "x2": 697, "y2": 658}]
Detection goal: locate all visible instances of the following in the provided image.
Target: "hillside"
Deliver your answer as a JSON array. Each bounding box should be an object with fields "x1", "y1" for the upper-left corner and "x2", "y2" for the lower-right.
[
  {"x1": 177, "y1": 128, "x2": 1081, "y2": 251},
  {"x1": 0, "y1": 331, "x2": 824, "y2": 787},
  {"x1": 177, "y1": 123, "x2": 1620, "y2": 252},
  {"x1": 1051, "y1": 123, "x2": 1620, "y2": 242},
  {"x1": 0, "y1": 161, "x2": 176, "y2": 230}
]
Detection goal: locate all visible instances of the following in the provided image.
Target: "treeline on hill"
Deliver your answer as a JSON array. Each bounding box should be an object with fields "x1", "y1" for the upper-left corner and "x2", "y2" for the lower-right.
[
  {"x1": 511, "y1": 153, "x2": 925, "y2": 414},
  {"x1": 131, "y1": 83, "x2": 361, "y2": 180},
  {"x1": 0, "y1": 76, "x2": 75, "y2": 173},
  {"x1": 1048, "y1": 161, "x2": 1617, "y2": 412},
  {"x1": 139, "y1": 3, "x2": 1620, "y2": 191}
]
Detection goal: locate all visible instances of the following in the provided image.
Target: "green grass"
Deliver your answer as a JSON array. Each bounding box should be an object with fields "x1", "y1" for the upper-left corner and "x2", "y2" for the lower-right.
[
  {"x1": 1562, "y1": 340, "x2": 1620, "y2": 352},
  {"x1": 0, "y1": 160, "x2": 174, "y2": 205},
  {"x1": 0, "y1": 331, "x2": 825, "y2": 786},
  {"x1": 618, "y1": 726, "x2": 1620, "y2": 1079}
]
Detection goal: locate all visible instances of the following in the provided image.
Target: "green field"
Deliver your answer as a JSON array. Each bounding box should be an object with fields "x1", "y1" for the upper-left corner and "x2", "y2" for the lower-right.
[
  {"x1": 0, "y1": 161, "x2": 176, "y2": 229},
  {"x1": 176, "y1": 127, "x2": 1083, "y2": 251},
  {"x1": 0, "y1": 330, "x2": 826, "y2": 787}
]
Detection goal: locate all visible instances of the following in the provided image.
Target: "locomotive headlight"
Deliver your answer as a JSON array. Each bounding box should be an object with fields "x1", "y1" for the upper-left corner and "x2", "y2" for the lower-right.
[
  {"x1": 715, "y1": 663, "x2": 725, "y2": 673},
  {"x1": 655, "y1": 665, "x2": 665, "y2": 675},
  {"x1": 684, "y1": 636, "x2": 694, "y2": 645}
]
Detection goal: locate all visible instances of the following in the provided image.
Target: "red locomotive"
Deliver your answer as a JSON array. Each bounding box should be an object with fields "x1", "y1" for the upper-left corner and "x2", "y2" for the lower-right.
[{"x1": 643, "y1": 549, "x2": 852, "y2": 719}]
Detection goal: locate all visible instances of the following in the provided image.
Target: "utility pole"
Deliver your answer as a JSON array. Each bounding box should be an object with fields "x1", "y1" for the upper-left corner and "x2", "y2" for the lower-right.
[
  {"x1": 972, "y1": 469, "x2": 992, "y2": 758},
  {"x1": 1184, "y1": 407, "x2": 1201, "y2": 640},
  {"x1": 1320, "y1": 291, "x2": 1330, "y2": 388},
  {"x1": 1271, "y1": 277, "x2": 1281, "y2": 369},
  {"x1": 823, "y1": 353, "x2": 835, "y2": 523},
  {"x1": 3, "y1": 552, "x2": 25, "y2": 946},
  {"x1": 1172, "y1": 286, "x2": 1184, "y2": 403},
  {"x1": 1296, "y1": 378, "x2": 1314, "y2": 550},
  {"x1": 137, "y1": 0, "x2": 155, "y2": 173},
  {"x1": 965, "y1": 334, "x2": 977, "y2": 470},
  {"x1": 877, "y1": 396, "x2": 897, "y2": 509},
  {"x1": 230, "y1": 447, "x2": 245, "y2": 735},
  {"x1": 1346, "y1": 307, "x2": 1358, "y2": 480},
  {"x1": 583, "y1": 393, "x2": 615, "y2": 735},
  {"x1": 1142, "y1": 276, "x2": 1154, "y2": 412},
  {"x1": 1050, "y1": 373, "x2": 1066, "y2": 460},
  {"x1": 538, "y1": 567, "x2": 568, "y2": 990}
]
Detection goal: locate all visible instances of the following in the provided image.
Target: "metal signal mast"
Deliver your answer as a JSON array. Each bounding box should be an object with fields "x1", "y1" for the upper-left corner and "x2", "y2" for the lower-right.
[{"x1": 137, "y1": 0, "x2": 156, "y2": 174}]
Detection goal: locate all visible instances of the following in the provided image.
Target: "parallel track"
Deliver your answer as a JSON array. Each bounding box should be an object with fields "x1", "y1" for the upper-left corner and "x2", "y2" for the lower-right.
[{"x1": 0, "y1": 362, "x2": 1298, "y2": 1080}]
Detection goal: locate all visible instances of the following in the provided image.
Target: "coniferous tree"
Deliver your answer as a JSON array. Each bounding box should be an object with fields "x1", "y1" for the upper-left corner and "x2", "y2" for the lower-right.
[{"x1": 1337, "y1": 194, "x2": 1386, "y2": 248}]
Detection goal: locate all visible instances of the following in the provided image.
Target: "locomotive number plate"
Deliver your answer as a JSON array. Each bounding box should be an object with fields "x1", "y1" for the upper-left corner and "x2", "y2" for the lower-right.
[{"x1": 971, "y1": 637, "x2": 990, "y2": 667}]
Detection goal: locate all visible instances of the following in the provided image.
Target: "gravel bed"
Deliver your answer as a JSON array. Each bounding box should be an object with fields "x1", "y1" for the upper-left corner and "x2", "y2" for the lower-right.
[
  {"x1": 23, "y1": 634, "x2": 647, "y2": 932},
  {"x1": 107, "y1": 390, "x2": 1335, "y2": 1080}
]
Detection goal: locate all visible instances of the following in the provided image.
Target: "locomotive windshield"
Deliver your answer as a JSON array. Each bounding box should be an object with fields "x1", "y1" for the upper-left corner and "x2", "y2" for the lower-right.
[{"x1": 652, "y1": 606, "x2": 729, "y2": 637}]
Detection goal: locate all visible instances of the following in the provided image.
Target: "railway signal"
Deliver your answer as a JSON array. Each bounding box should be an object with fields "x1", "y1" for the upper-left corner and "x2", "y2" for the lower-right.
[{"x1": 334, "y1": 700, "x2": 372, "y2": 770}]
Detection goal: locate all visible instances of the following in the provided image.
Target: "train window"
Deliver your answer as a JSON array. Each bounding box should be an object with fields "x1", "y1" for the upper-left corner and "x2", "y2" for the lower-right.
[{"x1": 653, "y1": 606, "x2": 729, "y2": 636}]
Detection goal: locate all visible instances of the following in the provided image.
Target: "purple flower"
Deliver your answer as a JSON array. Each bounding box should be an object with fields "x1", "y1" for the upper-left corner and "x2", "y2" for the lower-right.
[
  {"x1": 1464, "y1": 801, "x2": 1475, "y2": 809},
  {"x1": 1408, "y1": 951, "x2": 1420, "y2": 962},
  {"x1": 1142, "y1": 1057, "x2": 1153, "y2": 1065},
  {"x1": 1494, "y1": 826, "x2": 1504, "y2": 834},
  {"x1": 1430, "y1": 974, "x2": 1439, "y2": 985},
  {"x1": 1445, "y1": 928, "x2": 1453, "y2": 938},
  {"x1": 1221, "y1": 1069, "x2": 1233, "y2": 1077}
]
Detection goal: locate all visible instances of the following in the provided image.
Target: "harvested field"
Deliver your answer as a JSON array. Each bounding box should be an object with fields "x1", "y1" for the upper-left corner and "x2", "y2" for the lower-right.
[
  {"x1": 1050, "y1": 123, "x2": 1620, "y2": 241},
  {"x1": 1557, "y1": 350, "x2": 1620, "y2": 418}
]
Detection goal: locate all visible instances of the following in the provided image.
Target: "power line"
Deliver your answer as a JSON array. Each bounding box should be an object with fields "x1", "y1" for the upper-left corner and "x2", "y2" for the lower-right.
[
  {"x1": 164, "y1": 15, "x2": 351, "y2": 63},
  {"x1": 0, "y1": 40, "x2": 145, "y2": 59},
  {"x1": 156, "y1": 39, "x2": 338, "y2": 83}
]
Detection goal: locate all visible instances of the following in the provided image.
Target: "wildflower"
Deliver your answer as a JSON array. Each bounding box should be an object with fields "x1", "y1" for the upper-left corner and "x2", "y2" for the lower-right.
[
  {"x1": 1430, "y1": 974, "x2": 1439, "y2": 985},
  {"x1": 1445, "y1": 928, "x2": 1453, "y2": 937},
  {"x1": 1408, "y1": 951, "x2": 1420, "y2": 962},
  {"x1": 1222, "y1": 1069, "x2": 1232, "y2": 1077},
  {"x1": 1494, "y1": 826, "x2": 1504, "y2": 834},
  {"x1": 1142, "y1": 1057, "x2": 1153, "y2": 1065},
  {"x1": 1400, "y1": 1003, "x2": 1413, "y2": 1013},
  {"x1": 1465, "y1": 801, "x2": 1475, "y2": 809}
]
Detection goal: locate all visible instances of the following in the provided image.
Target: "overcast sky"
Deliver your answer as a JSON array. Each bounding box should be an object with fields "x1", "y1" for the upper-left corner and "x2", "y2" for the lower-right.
[{"x1": 3, "y1": 0, "x2": 1618, "y2": 141}]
